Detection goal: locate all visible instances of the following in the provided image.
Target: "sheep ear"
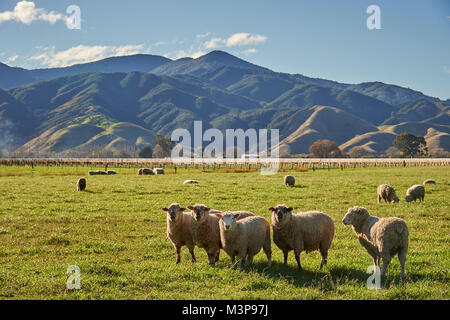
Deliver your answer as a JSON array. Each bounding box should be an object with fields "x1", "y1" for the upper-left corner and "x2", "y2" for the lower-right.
[
  {"x1": 180, "y1": 207, "x2": 186, "y2": 211},
  {"x1": 233, "y1": 213, "x2": 240, "y2": 219},
  {"x1": 162, "y1": 208, "x2": 168, "y2": 211},
  {"x1": 269, "y1": 207, "x2": 275, "y2": 211},
  {"x1": 287, "y1": 207, "x2": 293, "y2": 212},
  {"x1": 205, "y1": 207, "x2": 210, "y2": 211},
  {"x1": 187, "y1": 205, "x2": 194, "y2": 210},
  {"x1": 215, "y1": 213, "x2": 222, "y2": 219}
]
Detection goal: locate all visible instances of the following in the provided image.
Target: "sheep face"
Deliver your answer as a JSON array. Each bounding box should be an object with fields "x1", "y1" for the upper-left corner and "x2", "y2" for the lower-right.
[
  {"x1": 392, "y1": 194, "x2": 399, "y2": 203},
  {"x1": 342, "y1": 206, "x2": 369, "y2": 226},
  {"x1": 162, "y1": 203, "x2": 186, "y2": 222},
  {"x1": 215, "y1": 212, "x2": 239, "y2": 231},
  {"x1": 269, "y1": 205, "x2": 293, "y2": 227},
  {"x1": 405, "y1": 195, "x2": 413, "y2": 203},
  {"x1": 187, "y1": 204, "x2": 210, "y2": 222}
]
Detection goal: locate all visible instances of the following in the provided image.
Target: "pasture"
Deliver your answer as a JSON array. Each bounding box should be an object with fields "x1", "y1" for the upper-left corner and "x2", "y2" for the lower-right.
[{"x1": 0, "y1": 164, "x2": 448, "y2": 299}]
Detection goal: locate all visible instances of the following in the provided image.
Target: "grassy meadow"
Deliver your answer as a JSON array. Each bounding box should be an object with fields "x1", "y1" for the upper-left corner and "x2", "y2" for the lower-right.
[{"x1": 0, "y1": 164, "x2": 448, "y2": 299}]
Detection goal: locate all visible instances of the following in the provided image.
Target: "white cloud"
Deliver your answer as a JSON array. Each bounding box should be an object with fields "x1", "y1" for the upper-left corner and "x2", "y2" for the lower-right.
[
  {"x1": 242, "y1": 48, "x2": 257, "y2": 56},
  {"x1": 6, "y1": 55, "x2": 19, "y2": 63},
  {"x1": 0, "y1": 1, "x2": 68, "y2": 25},
  {"x1": 196, "y1": 32, "x2": 211, "y2": 39},
  {"x1": 226, "y1": 33, "x2": 267, "y2": 47},
  {"x1": 444, "y1": 66, "x2": 450, "y2": 74},
  {"x1": 30, "y1": 44, "x2": 147, "y2": 67},
  {"x1": 203, "y1": 37, "x2": 226, "y2": 49}
]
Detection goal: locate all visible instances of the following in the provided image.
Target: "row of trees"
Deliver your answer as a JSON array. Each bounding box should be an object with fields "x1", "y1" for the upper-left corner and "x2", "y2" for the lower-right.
[{"x1": 308, "y1": 133, "x2": 431, "y2": 158}]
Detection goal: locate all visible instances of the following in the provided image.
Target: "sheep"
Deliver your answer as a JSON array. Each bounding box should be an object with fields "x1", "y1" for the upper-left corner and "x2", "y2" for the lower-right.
[
  {"x1": 162, "y1": 203, "x2": 196, "y2": 264},
  {"x1": 187, "y1": 204, "x2": 221, "y2": 265},
  {"x1": 269, "y1": 204, "x2": 334, "y2": 270},
  {"x1": 423, "y1": 179, "x2": 436, "y2": 185},
  {"x1": 77, "y1": 178, "x2": 86, "y2": 191},
  {"x1": 183, "y1": 180, "x2": 199, "y2": 184},
  {"x1": 88, "y1": 170, "x2": 107, "y2": 176},
  {"x1": 153, "y1": 168, "x2": 165, "y2": 175},
  {"x1": 342, "y1": 206, "x2": 409, "y2": 279},
  {"x1": 215, "y1": 212, "x2": 271, "y2": 268},
  {"x1": 107, "y1": 170, "x2": 116, "y2": 175},
  {"x1": 406, "y1": 184, "x2": 425, "y2": 202},
  {"x1": 138, "y1": 168, "x2": 154, "y2": 175},
  {"x1": 284, "y1": 175, "x2": 295, "y2": 187},
  {"x1": 377, "y1": 184, "x2": 399, "y2": 204}
]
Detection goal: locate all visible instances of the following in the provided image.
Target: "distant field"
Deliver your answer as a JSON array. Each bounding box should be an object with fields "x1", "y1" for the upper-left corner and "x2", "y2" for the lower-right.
[{"x1": 0, "y1": 165, "x2": 448, "y2": 299}]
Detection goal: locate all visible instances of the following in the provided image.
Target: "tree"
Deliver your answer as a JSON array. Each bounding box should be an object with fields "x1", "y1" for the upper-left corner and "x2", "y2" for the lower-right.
[
  {"x1": 138, "y1": 146, "x2": 153, "y2": 158},
  {"x1": 348, "y1": 146, "x2": 373, "y2": 158},
  {"x1": 309, "y1": 139, "x2": 345, "y2": 158},
  {"x1": 393, "y1": 133, "x2": 428, "y2": 157},
  {"x1": 154, "y1": 134, "x2": 175, "y2": 158}
]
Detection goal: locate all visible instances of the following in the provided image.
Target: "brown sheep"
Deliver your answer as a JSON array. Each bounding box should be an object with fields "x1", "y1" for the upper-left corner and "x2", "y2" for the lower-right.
[
  {"x1": 163, "y1": 203, "x2": 196, "y2": 264},
  {"x1": 406, "y1": 184, "x2": 425, "y2": 202},
  {"x1": 77, "y1": 178, "x2": 86, "y2": 191},
  {"x1": 377, "y1": 184, "x2": 399, "y2": 203},
  {"x1": 270, "y1": 205, "x2": 334, "y2": 270},
  {"x1": 342, "y1": 206, "x2": 408, "y2": 279}
]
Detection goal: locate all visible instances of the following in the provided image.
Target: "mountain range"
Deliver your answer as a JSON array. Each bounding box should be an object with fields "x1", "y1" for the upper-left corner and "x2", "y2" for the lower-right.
[{"x1": 0, "y1": 50, "x2": 449, "y2": 156}]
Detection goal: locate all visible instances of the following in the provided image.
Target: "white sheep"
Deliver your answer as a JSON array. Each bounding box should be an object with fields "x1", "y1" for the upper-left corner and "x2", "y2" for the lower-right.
[
  {"x1": 270, "y1": 205, "x2": 334, "y2": 270},
  {"x1": 163, "y1": 203, "x2": 196, "y2": 264},
  {"x1": 377, "y1": 184, "x2": 399, "y2": 203},
  {"x1": 215, "y1": 212, "x2": 271, "y2": 268},
  {"x1": 284, "y1": 175, "x2": 295, "y2": 187},
  {"x1": 406, "y1": 184, "x2": 425, "y2": 202},
  {"x1": 342, "y1": 206, "x2": 409, "y2": 279},
  {"x1": 423, "y1": 179, "x2": 435, "y2": 185},
  {"x1": 183, "y1": 180, "x2": 199, "y2": 184},
  {"x1": 153, "y1": 168, "x2": 165, "y2": 175}
]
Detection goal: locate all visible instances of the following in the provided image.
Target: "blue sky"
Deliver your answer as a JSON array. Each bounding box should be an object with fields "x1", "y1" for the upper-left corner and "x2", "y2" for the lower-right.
[{"x1": 0, "y1": 0, "x2": 449, "y2": 99}]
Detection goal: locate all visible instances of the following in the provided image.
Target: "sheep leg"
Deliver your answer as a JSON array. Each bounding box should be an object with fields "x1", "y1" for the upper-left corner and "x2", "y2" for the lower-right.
[
  {"x1": 377, "y1": 195, "x2": 381, "y2": 204},
  {"x1": 175, "y1": 246, "x2": 181, "y2": 264},
  {"x1": 295, "y1": 254, "x2": 302, "y2": 271},
  {"x1": 236, "y1": 252, "x2": 246, "y2": 269},
  {"x1": 207, "y1": 251, "x2": 216, "y2": 266},
  {"x1": 398, "y1": 248, "x2": 407, "y2": 280},
  {"x1": 283, "y1": 251, "x2": 289, "y2": 265},
  {"x1": 188, "y1": 246, "x2": 196, "y2": 263},
  {"x1": 215, "y1": 250, "x2": 220, "y2": 263},
  {"x1": 245, "y1": 255, "x2": 253, "y2": 266},
  {"x1": 319, "y1": 247, "x2": 328, "y2": 269},
  {"x1": 380, "y1": 254, "x2": 392, "y2": 277}
]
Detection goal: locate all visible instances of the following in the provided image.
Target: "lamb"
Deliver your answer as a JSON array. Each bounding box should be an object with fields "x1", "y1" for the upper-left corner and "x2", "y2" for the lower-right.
[
  {"x1": 138, "y1": 168, "x2": 154, "y2": 175},
  {"x1": 183, "y1": 180, "x2": 199, "y2": 184},
  {"x1": 270, "y1": 205, "x2": 334, "y2": 270},
  {"x1": 284, "y1": 175, "x2": 295, "y2": 187},
  {"x1": 77, "y1": 178, "x2": 86, "y2": 191},
  {"x1": 187, "y1": 204, "x2": 222, "y2": 265},
  {"x1": 162, "y1": 203, "x2": 196, "y2": 264},
  {"x1": 405, "y1": 184, "x2": 425, "y2": 202},
  {"x1": 377, "y1": 184, "x2": 399, "y2": 203},
  {"x1": 342, "y1": 206, "x2": 409, "y2": 279},
  {"x1": 215, "y1": 212, "x2": 271, "y2": 268},
  {"x1": 153, "y1": 168, "x2": 165, "y2": 175},
  {"x1": 423, "y1": 179, "x2": 436, "y2": 185}
]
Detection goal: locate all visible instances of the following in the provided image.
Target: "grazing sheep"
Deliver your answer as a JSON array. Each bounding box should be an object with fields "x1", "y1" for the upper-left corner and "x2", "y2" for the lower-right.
[
  {"x1": 284, "y1": 175, "x2": 295, "y2": 187},
  {"x1": 138, "y1": 168, "x2": 154, "y2": 175},
  {"x1": 163, "y1": 203, "x2": 196, "y2": 264},
  {"x1": 187, "y1": 204, "x2": 222, "y2": 265},
  {"x1": 183, "y1": 180, "x2": 199, "y2": 184},
  {"x1": 107, "y1": 170, "x2": 116, "y2": 175},
  {"x1": 270, "y1": 205, "x2": 334, "y2": 270},
  {"x1": 215, "y1": 212, "x2": 271, "y2": 268},
  {"x1": 423, "y1": 179, "x2": 436, "y2": 185},
  {"x1": 153, "y1": 168, "x2": 165, "y2": 175},
  {"x1": 406, "y1": 184, "x2": 425, "y2": 202},
  {"x1": 342, "y1": 206, "x2": 409, "y2": 279},
  {"x1": 377, "y1": 184, "x2": 399, "y2": 204},
  {"x1": 88, "y1": 170, "x2": 108, "y2": 176},
  {"x1": 77, "y1": 178, "x2": 86, "y2": 191}
]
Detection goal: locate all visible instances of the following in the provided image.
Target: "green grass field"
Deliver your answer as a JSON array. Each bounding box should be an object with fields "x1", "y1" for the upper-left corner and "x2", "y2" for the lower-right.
[{"x1": 0, "y1": 165, "x2": 448, "y2": 299}]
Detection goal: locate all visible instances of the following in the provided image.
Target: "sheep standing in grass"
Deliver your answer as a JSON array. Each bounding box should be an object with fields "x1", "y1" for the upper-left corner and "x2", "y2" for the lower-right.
[
  {"x1": 138, "y1": 168, "x2": 154, "y2": 175},
  {"x1": 284, "y1": 175, "x2": 295, "y2": 187},
  {"x1": 77, "y1": 178, "x2": 86, "y2": 191},
  {"x1": 342, "y1": 206, "x2": 408, "y2": 279},
  {"x1": 377, "y1": 184, "x2": 399, "y2": 203},
  {"x1": 154, "y1": 168, "x2": 165, "y2": 175},
  {"x1": 423, "y1": 179, "x2": 435, "y2": 185},
  {"x1": 188, "y1": 204, "x2": 222, "y2": 265},
  {"x1": 270, "y1": 205, "x2": 334, "y2": 270},
  {"x1": 406, "y1": 184, "x2": 425, "y2": 202},
  {"x1": 163, "y1": 203, "x2": 196, "y2": 264},
  {"x1": 215, "y1": 212, "x2": 271, "y2": 268}
]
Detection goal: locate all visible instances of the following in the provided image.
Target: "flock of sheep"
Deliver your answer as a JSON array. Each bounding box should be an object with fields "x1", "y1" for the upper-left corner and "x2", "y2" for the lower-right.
[{"x1": 76, "y1": 169, "x2": 435, "y2": 281}]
